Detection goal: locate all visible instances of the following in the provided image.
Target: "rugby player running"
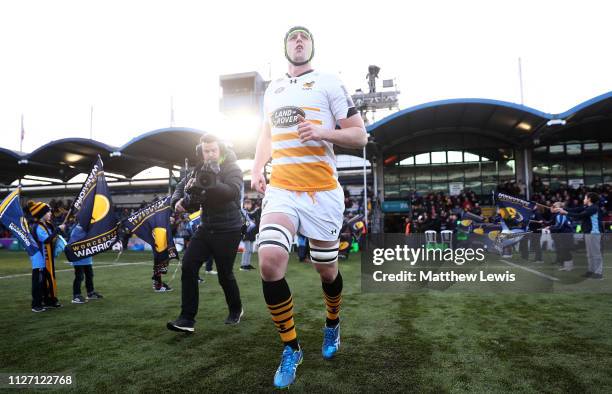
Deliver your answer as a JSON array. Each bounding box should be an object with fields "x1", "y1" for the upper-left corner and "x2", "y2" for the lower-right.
[{"x1": 251, "y1": 26, "x2": 367, "y2": 389}]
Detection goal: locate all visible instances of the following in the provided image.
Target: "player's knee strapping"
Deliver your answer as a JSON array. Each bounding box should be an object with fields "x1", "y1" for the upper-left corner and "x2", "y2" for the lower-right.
[
  {"x1": 257, "y1": 224, "x2": 293, "y2": 254},
  {"x1": 322, "y1": 271, "x2": 343, "y2": 327},
  {"x1": 309, "y1": 240, "x2": 340, "y2": 264},
  {"x1": 262, "y1": 278, "x2": 299, "y2": 348}
]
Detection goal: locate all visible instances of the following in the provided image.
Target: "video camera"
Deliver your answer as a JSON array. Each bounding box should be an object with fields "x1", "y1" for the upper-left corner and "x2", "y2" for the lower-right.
[{"x1": 183, "y1": 160, "x2": 221, "y2": 207}]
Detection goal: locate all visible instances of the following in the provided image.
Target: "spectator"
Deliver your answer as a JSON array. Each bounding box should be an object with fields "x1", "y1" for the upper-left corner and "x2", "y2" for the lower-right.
[
  {"x1": 69, "y1": 225, "x2": 103, "y2": 303},
  {"x1": 548, "y1": 202, "x2": 574, "y2": 271},
  {"x1": 240, "y1": 199, "x2": 259, "y2": 271},
  {"x1": 556, "y1": 192, "x2": 603, "y2": 279}
]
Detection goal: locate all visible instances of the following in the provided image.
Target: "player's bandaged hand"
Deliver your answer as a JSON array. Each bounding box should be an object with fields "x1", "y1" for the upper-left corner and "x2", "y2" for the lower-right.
[{"x1": 297, "y1": 114, "x2": 329, "y2": 143}]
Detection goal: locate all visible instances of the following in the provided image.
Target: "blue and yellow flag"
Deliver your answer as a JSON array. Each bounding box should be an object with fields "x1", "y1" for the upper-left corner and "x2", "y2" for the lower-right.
[
  {"x1": 187, "y1": 209, "x2": 201, "y2": 232},
  {"x1": 123, "y1": 196, "x2": 177, "y2": 263},
  {"x1": 493, "y1": 192, "x2": 535, "y2": 231},
  {"x1": 0, "y1": 188, "x2": 43, "y2": 264},
  {"x1": 460, "y1": 208, "x2": 528, "y2": 253},
  {"x1": 65, "y1": 156, "x2": 118, "y2": 261}
]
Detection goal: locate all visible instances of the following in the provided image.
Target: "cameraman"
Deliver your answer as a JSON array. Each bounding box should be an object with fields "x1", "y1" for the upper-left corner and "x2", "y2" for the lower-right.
[{"x1": 167, "y1": 134, "x2": 244, "y2": 333}]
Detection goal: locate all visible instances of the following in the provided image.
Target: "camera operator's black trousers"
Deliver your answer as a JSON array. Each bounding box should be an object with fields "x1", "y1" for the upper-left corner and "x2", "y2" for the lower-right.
[{"x1": 180, "y1": 226, "x2": 242, "y2": 321}]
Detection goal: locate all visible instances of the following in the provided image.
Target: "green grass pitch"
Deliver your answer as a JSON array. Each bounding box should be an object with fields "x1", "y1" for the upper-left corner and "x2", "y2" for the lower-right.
[{"x1": 1, "y1": 250, "x2": 612, "y2": 393}]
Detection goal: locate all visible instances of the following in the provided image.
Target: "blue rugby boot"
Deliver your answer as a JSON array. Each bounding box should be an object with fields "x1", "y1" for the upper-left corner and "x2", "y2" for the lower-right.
[
  {"x1": 322, "y1": 324, "x2": 340, "y2": 359},
  {"x1": 273, "y1": 345, "x2": 303, "y2": 389}
]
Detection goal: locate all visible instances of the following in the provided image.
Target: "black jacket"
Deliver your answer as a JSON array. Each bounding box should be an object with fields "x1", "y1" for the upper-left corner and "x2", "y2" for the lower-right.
[
  {"x1": 527, "y1": 211, "x2": 545, "y2": 232},
  {"x1": 549, "y1": 213, "x2": 573, "y2": 233},
  {"x1": 171, "y1": 148, "x2": 244, "y2": 233}
]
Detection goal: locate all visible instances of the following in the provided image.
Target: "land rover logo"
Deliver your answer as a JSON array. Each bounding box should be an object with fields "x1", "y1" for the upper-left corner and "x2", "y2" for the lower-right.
[{"x1": 271, "y1": 106, "x2": 305, "y2": 128}]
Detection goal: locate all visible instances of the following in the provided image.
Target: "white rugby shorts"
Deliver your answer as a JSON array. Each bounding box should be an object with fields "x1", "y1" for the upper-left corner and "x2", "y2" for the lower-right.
[{"x1": 261, "y1": 185, "x2": 344, "y2": 242}]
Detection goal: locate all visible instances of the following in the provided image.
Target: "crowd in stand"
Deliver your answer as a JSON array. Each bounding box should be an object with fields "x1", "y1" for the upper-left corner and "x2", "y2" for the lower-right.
[
  {"x1": 343, "y1": 190, "x2": 371, "y2": 222},
  {"x1": 391, "y1": 190, "x2": 480, "y2": 234},
  {"x1": 2, "y1": 182, "x2": 610, "y2": 239},
  {"x1": 47, "y1": 199, "x2": 71, "y2": 227},
  {"x1": 390, "y1": 181, "x2": 611, "y2": 234},
  {"x1": 532, "y1": 181, "x2": 611, "y2": 214}
]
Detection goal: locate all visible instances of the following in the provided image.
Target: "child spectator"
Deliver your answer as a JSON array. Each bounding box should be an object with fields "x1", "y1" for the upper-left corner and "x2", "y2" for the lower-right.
[
  {"x1": 69, "y1": 225, "x2": 103, "y2": 303},
  {"x1": 28, "y1": 200, "x2": 66, "y2": 309}
]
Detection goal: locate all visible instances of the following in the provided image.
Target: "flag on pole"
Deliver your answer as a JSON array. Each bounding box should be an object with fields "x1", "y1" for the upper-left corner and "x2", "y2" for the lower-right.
[
  {"x1": 0, "y1": 188, "x2": 45, "y2": 267},
  {"x1": 493, "y1": 192, "x2": 535, "y2": 231},
  {"x1": 20, "y1": 114, "x2": 25, "y2": 151},
  {"x1": 122, "y1": 195, "x2": 178, "y2": 262},
  {"x1": 65, "y1": 156, "x2": 118, "y2": 261}
]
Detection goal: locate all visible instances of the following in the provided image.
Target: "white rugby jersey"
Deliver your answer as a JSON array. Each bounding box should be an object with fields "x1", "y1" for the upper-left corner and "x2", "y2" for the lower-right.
[{"x1": 263, "y1": 70, "x2": 355, "y2": 192}]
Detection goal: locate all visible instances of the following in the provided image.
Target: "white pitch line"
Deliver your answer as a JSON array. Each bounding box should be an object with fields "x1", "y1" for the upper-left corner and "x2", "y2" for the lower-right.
[
  {"x1": 500, "y1": 259, "x2": 560, "y2": 281},
  {"x1": 0, "y1": 261, "x2": 151, "y2": 280}
]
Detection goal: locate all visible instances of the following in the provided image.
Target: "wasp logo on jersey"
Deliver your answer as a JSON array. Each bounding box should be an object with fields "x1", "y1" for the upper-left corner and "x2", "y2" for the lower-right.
[
  {"x1": 274, "y1": 86, "x2": 285, "y2": 94},
  {"x1": 302, "y1": 81, "x2": 315, "y2": 90},
  {"x1": 271, "y1": 106, "x2": 306, "y2": 128}
]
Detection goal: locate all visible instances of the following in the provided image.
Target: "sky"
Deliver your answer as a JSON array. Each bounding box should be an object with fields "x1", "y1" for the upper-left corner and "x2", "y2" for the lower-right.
[{"x1": 1, "y1": 0, "x2": 611, "y2": 153}]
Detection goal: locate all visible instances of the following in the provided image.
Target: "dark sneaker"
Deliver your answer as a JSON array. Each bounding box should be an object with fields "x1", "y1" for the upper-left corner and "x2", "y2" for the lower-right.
[
  {"x1": 155, "y1": 283, "x2": 173, "y2": 292},
  {"x1": 582, "y1": 271, "x2": 594, "y2": 278},
  {"x1": 87, "y1": 292, "x2": 103, "y2": 300},
  {"x1": 240, "y1": 265, "x2": 255, "y2": 271},
  {"x1": 225, "y1": 308, "x2": 244, "y2": 325},
  {"x1": 590, "y1": 273, "x2": 604, "y2": 280},
  {"x1": 45, "y1": 301, "x2": 62, "y2": 309},
  {"x1": 198, "y1": 277, "x2": 204, "y2": 284},
  {"x1": 167, "y1": 318, "x2": 195, "y2": 333},
  {"x1": 31, "y1": 306, "x2": 46, "y2": 313},
  {"x1": 72, "y1": 295, "x2": 87, "y2": 304}
]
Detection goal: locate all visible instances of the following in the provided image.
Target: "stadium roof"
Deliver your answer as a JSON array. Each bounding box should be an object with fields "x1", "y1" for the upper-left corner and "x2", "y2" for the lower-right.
[
  {"x1": 0, "y1": 128, "x2": 207, "y2": 185},
  {"x1": 115, "y1": 127, "x2": 203, "y2": 177},
  {"x1": 1, "y1": 92, "x2": 611, "y2": 185},
  {"x1": 536, "y1": 91, "x2": 612, "y2": 144},
  {"x1": 0, "y1": 147, "x2": 26, "y2": 185},
  {"x1": 367, "y1": 98, "x2": 552, "y2": 156},
  {"x1": 24, "y1": 138, "x2": 115, "y2": 182},
  {"x1": 368, "y1": 92, "x2": 612, "y2": 156}
]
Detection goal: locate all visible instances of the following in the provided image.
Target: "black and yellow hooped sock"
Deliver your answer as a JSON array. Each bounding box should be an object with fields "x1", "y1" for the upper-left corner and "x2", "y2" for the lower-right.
[
  {"x1": 322, "y1": 271, "x2": 343, "y2": 328},
  {"x1": 263, "y1": 278, "x2": 299, "y2": 350}
]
